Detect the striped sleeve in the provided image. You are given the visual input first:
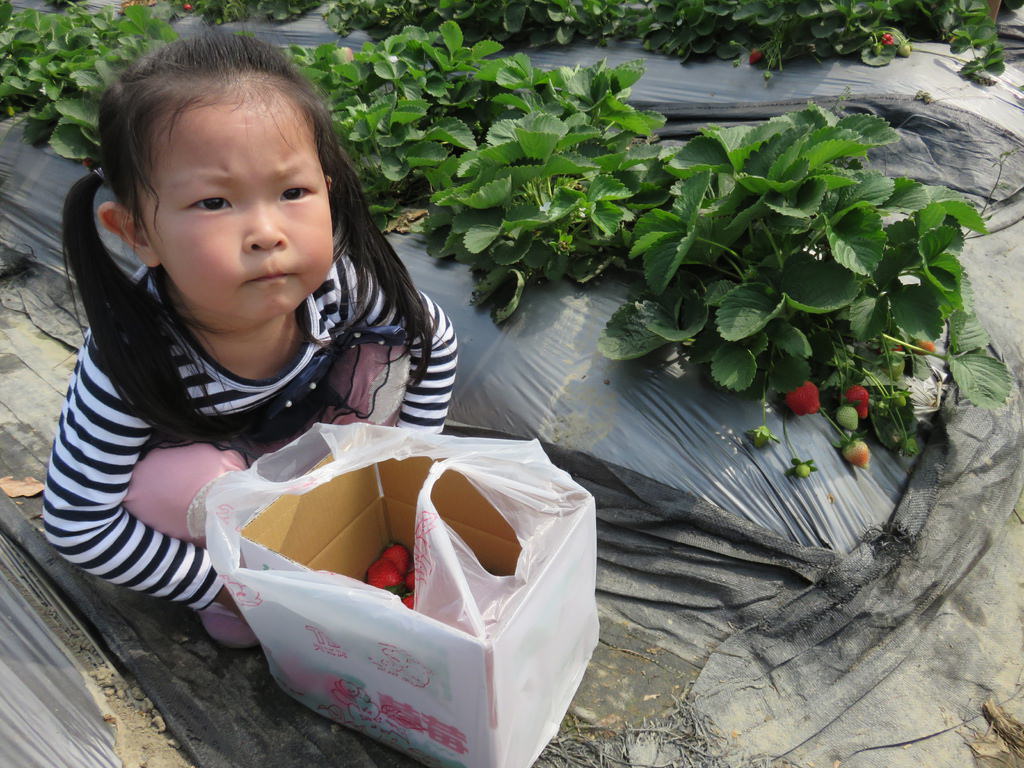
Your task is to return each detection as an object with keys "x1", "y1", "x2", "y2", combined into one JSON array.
[
  {"x1": 357, "y1": 281, "x2": 457, "y2": 433},
  {"x1": 397, "y1": 292, "x2": 458, "y2": 432},
  {"x1": 42, "y1": 341, "x2": 221, "y2": 609}
]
